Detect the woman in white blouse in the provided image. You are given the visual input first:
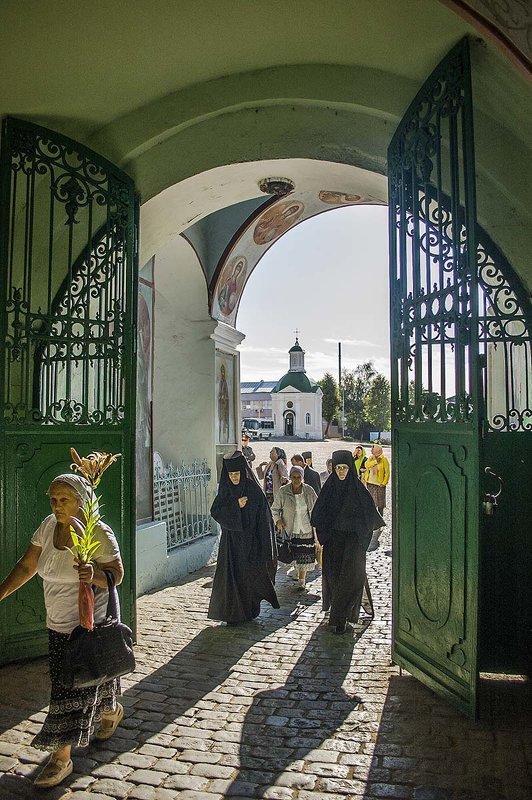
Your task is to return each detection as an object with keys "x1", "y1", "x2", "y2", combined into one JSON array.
[
  {"x1": 271, "y1": 465, "x2": 318, "y2": 589},
  {"x1": 0, "y1": 473, "x2": 124, "y2": 788}
]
